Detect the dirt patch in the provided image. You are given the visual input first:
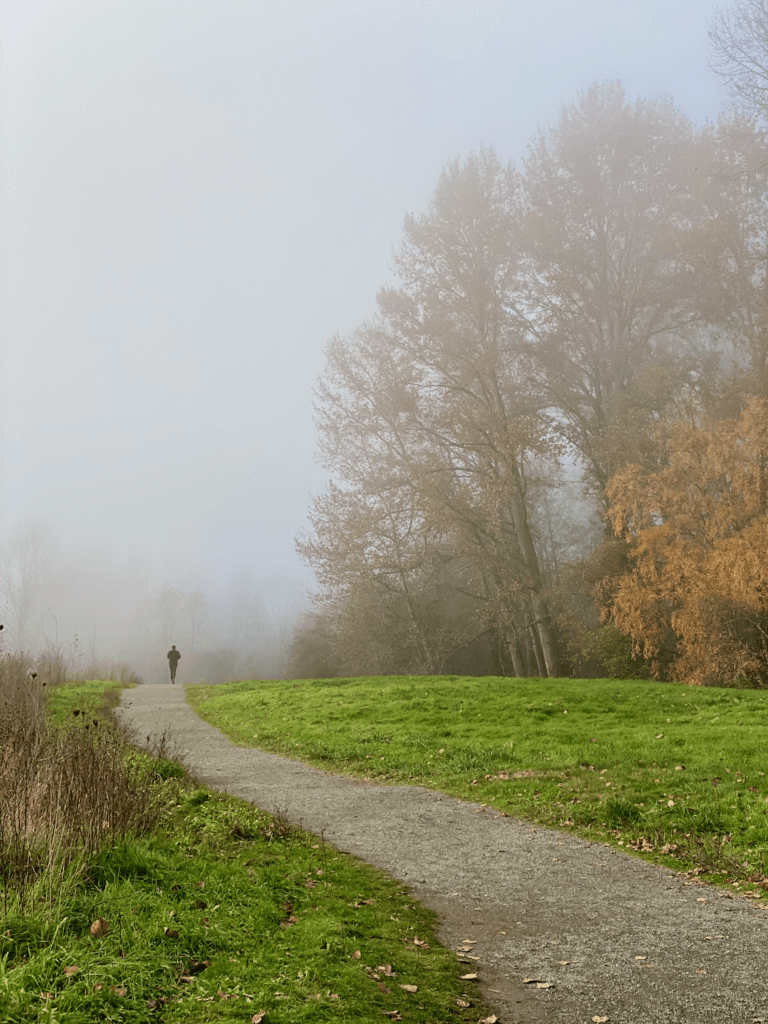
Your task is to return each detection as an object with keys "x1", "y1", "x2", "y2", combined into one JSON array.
[{"x1": 117, "y1": 684, "x2": 768, "y2": 1023}]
